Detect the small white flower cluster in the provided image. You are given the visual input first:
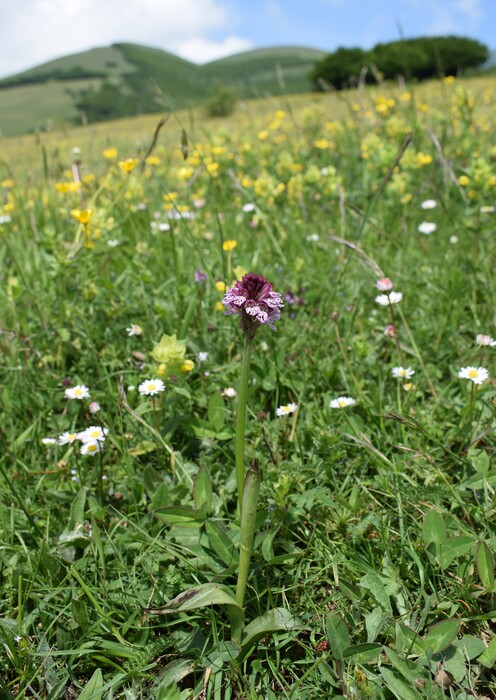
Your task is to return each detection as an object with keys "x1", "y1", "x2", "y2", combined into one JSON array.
[
  {"x1": 330, "y1": 396, "x2": 356, "y2": 409},
  {"x1": 276, "y1": 403, "x2": 298, "y2": 417},
  {"x1": 374, "y1": 278, "x2": 403, "y2": 306},
  {"x1": 457, "y1": 334, "x2": 495, "y2": 385},
  {"x1": 42, "y1": 425, "x2": 109, "y2": 456}
]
